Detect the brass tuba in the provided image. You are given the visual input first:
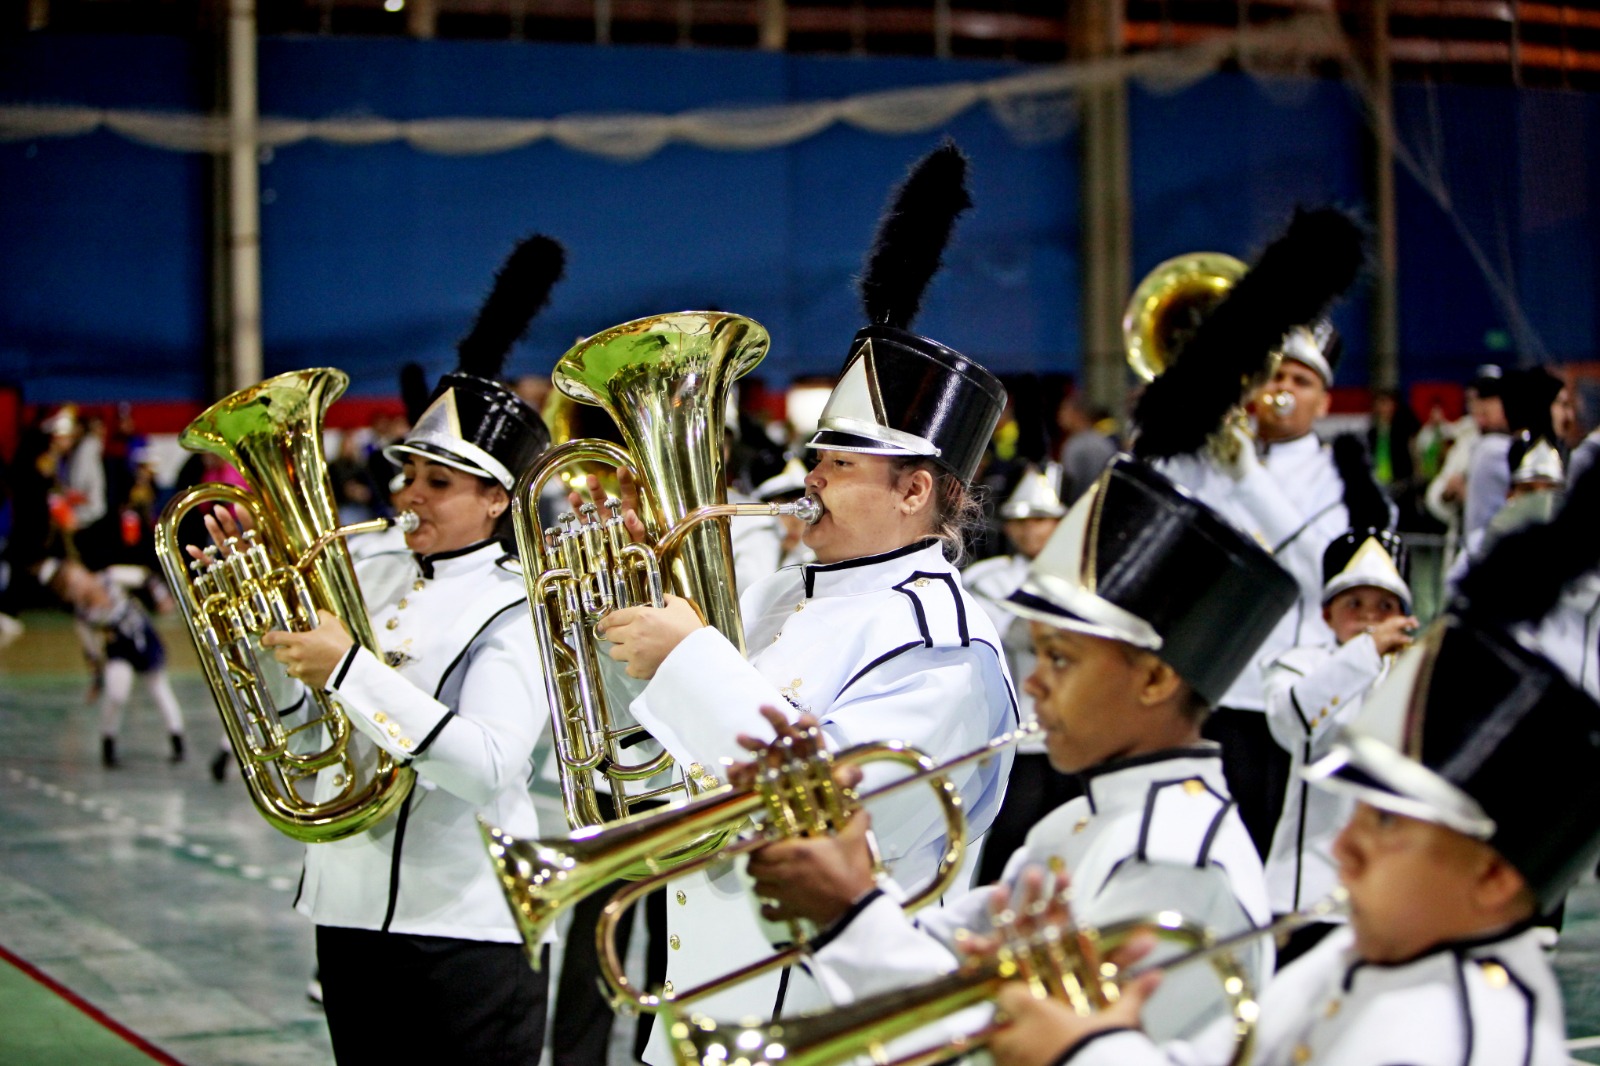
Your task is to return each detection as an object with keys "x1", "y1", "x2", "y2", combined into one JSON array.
[
  {"x1": 664, "y1": 892, "x2": 1349, "y2": 1066},
  {"x1": 155, "y1": 368, "x2": 416, "y2": 843},
  {"x1": 511, "y1": 311, "x2": 819, "y2": 838},
  {"x1": 1122, "y1": 252, "x2": 1295, "y2": 465}
]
